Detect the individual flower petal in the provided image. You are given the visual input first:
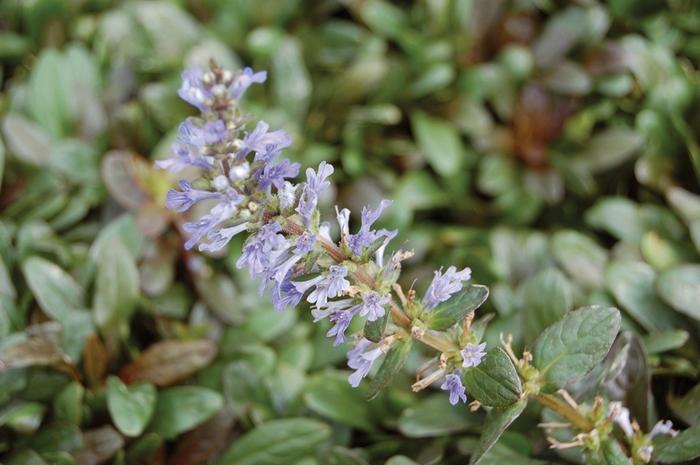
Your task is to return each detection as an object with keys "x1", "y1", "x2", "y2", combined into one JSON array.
[
  {"x1": 347, "y1": 338, "x2": 383, "y2": 388},
  {"x1": 423, "y1": 266, "x2": 472, "y2": 310},
  {"x1": 296, "y1": 161, "x2": 334, "y2": 224},
  {"x1": 254, "y1": 159, "x2": 300, "y2": 192},
  {"x1": 236, "y1": 121, "x2": 292, "y2": 162},
  {"x1": 346, "y1": 200, "x2": 394, "y2": 255},
  {"x1": 177, "y1": 67, "x2": 212, "y2": 111},
  {"x1": 461, "y1": 342, "x2": 486, "y2": 368},
  {"x1": 441, "y1": 373, "x2": 468, "y2": 405},
  {"x1": 199, "y1": 222, "x2": 249, "y2": 253},
  {"x1": 609, "y1": 401, "x2": 634, "y2": 438},
  {"x1": 166, "y1": 180, "x2": 220, "y2": 212},
  {"x1": 326, "y1": 306, "x2": 360, "y2": 346},
  {"x1": 358, "y1": 291, "x2": 389, "y2": 322},
  {"x1": 154, "y1": 143, "x2": 214, "y2": 173},
  {"x1": 649, "y1": 420, "x2": 678, "y2": 438},
  {"x1": 229, "y1": 67, "x2": 267, "y2": 100}
]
